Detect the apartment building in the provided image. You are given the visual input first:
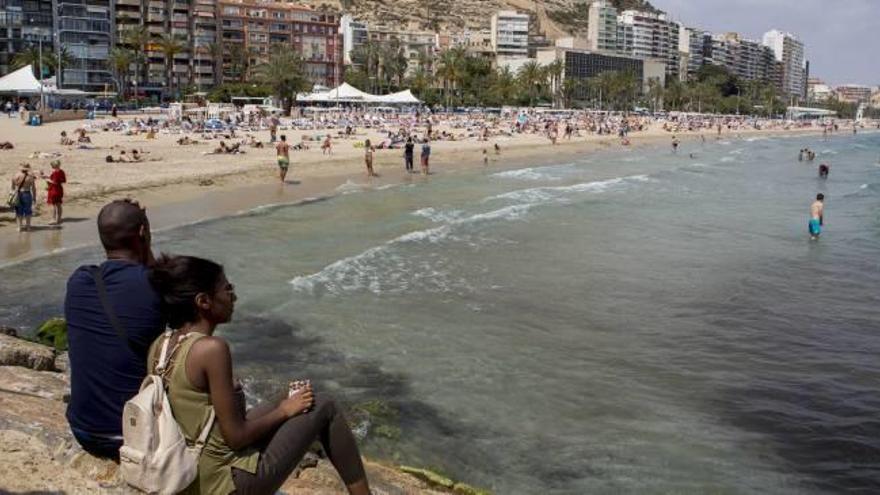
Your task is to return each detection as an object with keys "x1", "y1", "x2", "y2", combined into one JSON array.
[
  {"x1": 56, "y1": 0, "x2": 114, "y2": 91},
  {"x1": 618, "y1": 10, "x2": 680, "y2": 80},
  {"x1": 705, "y1": 32, "x2": 774, "y2": 82},
  {"x1": 491, "y1": 10, "x2": 528, "y2": 59},
  {"x1": 217, "y1": 0, "x2": 340, "y2": 87},
  {"x1": 762, "y1": 29, "x2": 805, "y2": 99},
  {"x1": 367, "y1": 26, "x2": 437, "y2": 75},
  {"x1": 835, "y1": 84, "x2": 872, "y2": 104},
  {"x1": 586, "y1": 0, "x2": 619, "y2": 52},
  {"x1": 115, "y1": 0, "x2": 219, "y2": 96},
  {"x1": 0, "y1": 0, "x2": 54, "y2": 77},
  {"x1": 339, "y1": 14, "x2": 366, "y2": 66}
]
